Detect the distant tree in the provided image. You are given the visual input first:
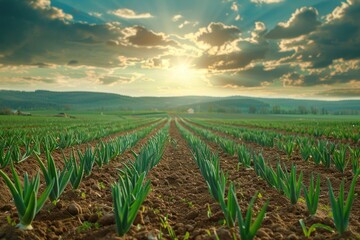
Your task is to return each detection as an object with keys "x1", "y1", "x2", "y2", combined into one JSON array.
[
  {"x1": 298, "y1": 105, "x2": 308, "y2": 114},
  {"x1": 310, "y1": 106, "x2": 318, "y2": 115},
  {"x1": 321, "y1": 108, "x2": 328, "y2": 115},
  {"x1": 272, "y1": 105, "x2": 281, "y2": 114},
  {"x1": 0, "y1": 108, "x2": 13, "y2": 115},
  {"x1": 248, "y1": 105, "x2": 257, "y2": 114}
]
